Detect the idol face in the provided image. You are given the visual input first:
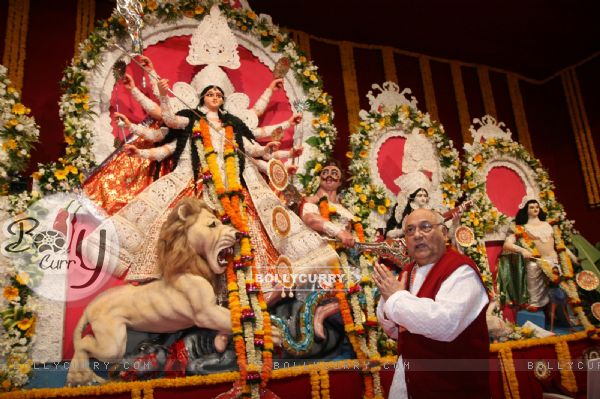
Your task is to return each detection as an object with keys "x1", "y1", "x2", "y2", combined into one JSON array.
[
  {"x1": 319, "y1": 165, "x2": 342, "y2": 191},
  {"x1": 527, "y1": 202, "x2": 540, "y2": 219},
  {"x1": 201, "y1": 87, "x2": 225, "y2": 112},
  {"x1": 413, "y1": 189, "x2": 429, "y2": 207}
]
